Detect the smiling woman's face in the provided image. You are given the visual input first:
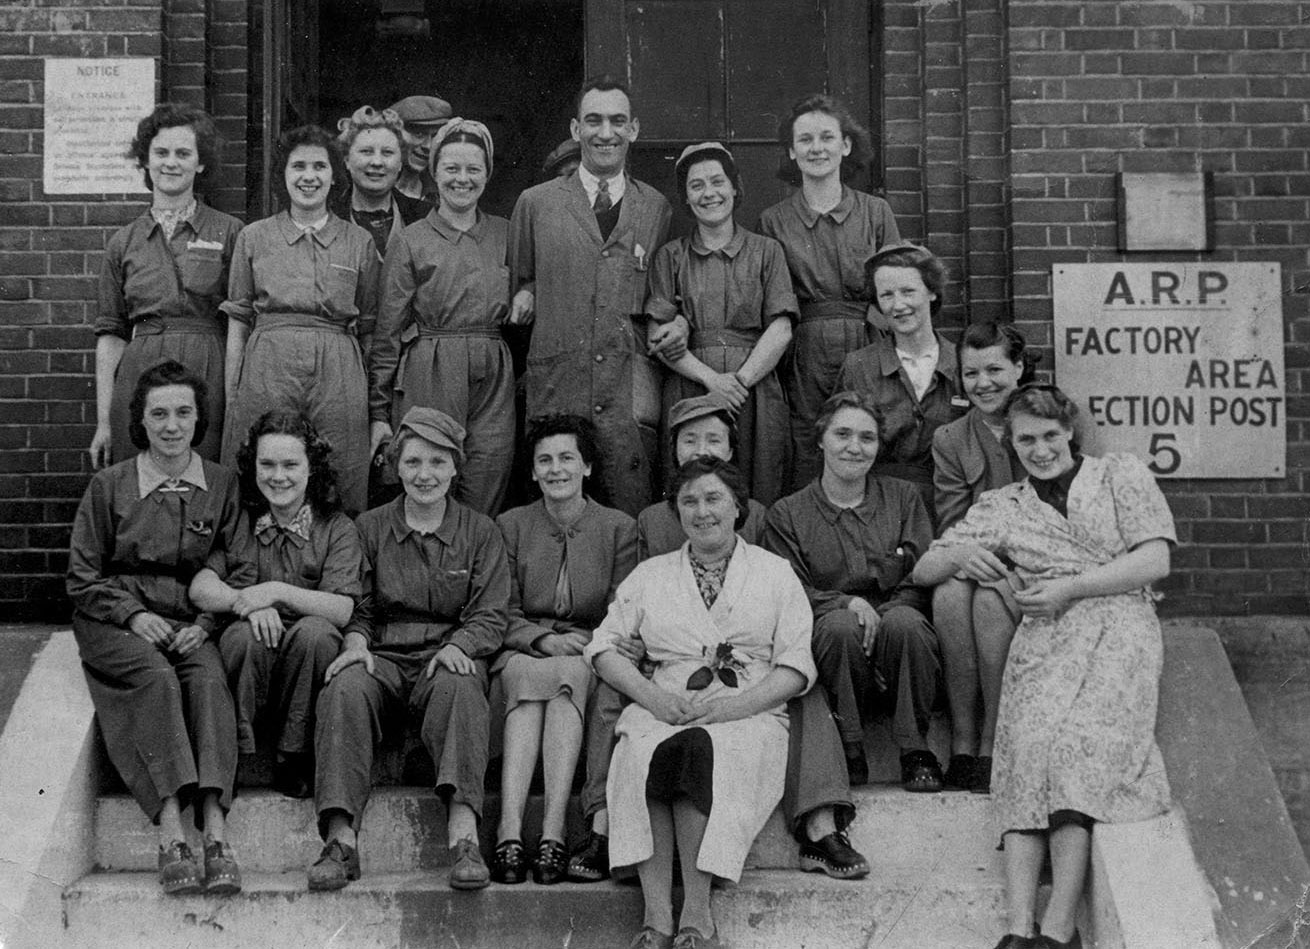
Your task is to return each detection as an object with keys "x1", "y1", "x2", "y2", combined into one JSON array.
[
  {"x1": 284, "y1": 144, "x2": 332, "y2": 215},
  {"x1": 677, "y1": 473, "x2": 738, "y2": 554},
  {"x1": 397, "y1": 435, "x2": 456, "y2": 506},
  {"x1": 1009, "y1": 411, "x2": 1075, "y2": 480},
  {"x1": 532, "y1": 433, "x2": 590, "y2": 504}
]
